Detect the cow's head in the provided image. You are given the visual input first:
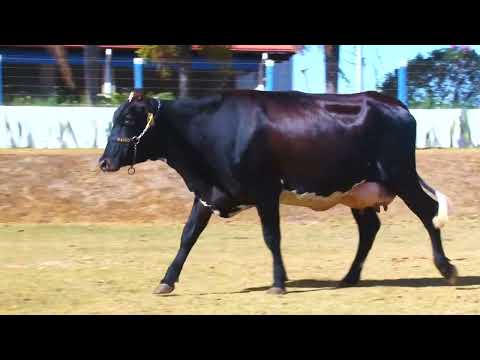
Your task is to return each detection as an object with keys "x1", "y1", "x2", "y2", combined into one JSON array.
[{"x1": 99, "y1": 91, "x2": 164, "y2": 172}]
